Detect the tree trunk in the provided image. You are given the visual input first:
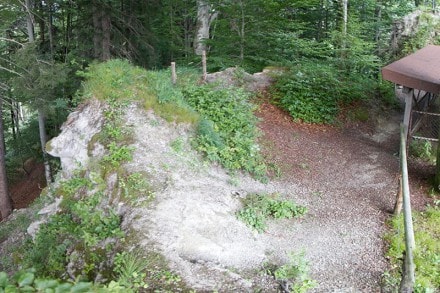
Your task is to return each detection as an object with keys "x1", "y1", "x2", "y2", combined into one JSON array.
[
  {"x1": 38, "y1": 109, "x2": 52, "y2": 184},
  {"x1": 10, "y1": 105, "x2": 16, "y2": 140},
  {"x1": 47, "y1": 0, "x2": 55, "y2": 58},
  {"x1": 0, "y1": 97, "x2": 12, "y2": 221},
  {"x1": 92, "y1": 1, "x2": 102, "y2": 59},
  {"x1": 194, "y1": 0, "x2": 217, "y2": 55},
  {"x1": 342, "y1": 0, "x2": 348, "y2": 36},
  {"x1": 239, "y1": 0, "x2": 245, "y2": 62},
  {"x1": 101, "y1": 8, "x2": 111, "y2": 61},
  {"x1": 25, "y1": 0, "x2": 52, "y2": 184},
  {"x1": 25, "y1": 0, "x2": 35, "y2": 42}
]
